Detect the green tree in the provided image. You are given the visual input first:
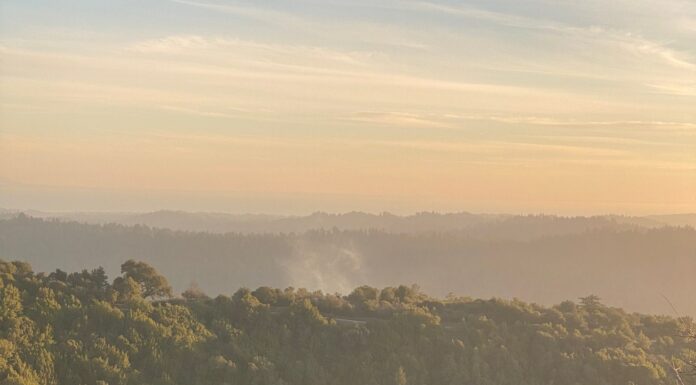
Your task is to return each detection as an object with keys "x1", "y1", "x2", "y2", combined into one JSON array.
[{"x1": 119, "y1": 260, "x2": 172, "y2": 299}]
